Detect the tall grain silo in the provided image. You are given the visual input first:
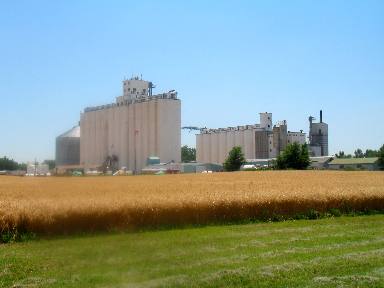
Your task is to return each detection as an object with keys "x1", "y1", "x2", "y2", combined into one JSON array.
[
  {"x1": 309, "y1": 110, "x2": 328, "y2": 156},
  {"x1": 80, "y1": 77, "x2": 181, "y2": 173},
  {"x1": 56, "y1": 126, "x2": 80, "y2": 168}
]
